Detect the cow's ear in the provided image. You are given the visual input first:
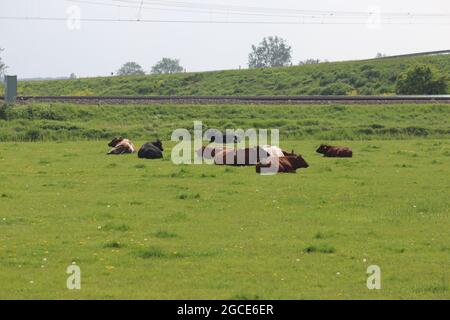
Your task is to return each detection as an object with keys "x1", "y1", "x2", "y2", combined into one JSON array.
[{"x1": 291, "y1": 149, "x2": 294, "y2": 154}]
